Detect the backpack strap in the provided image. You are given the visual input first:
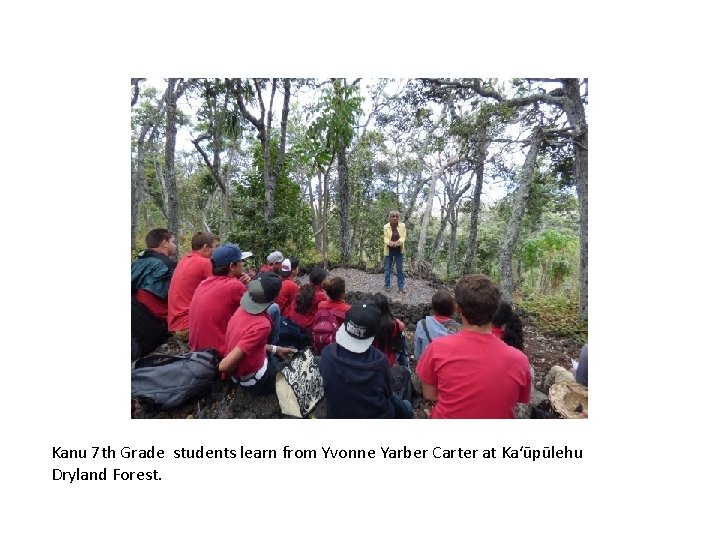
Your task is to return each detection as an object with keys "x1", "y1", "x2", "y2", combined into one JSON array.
[
  {"x1": 132, "y1": 349, "x2": 220, "y2": 370},
  {"x1": 132, "y1": 353, "x2": 185, "y2": 370},
  {"x1": 421, "y1": 319, "x2": 431, "y2": 344}
]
